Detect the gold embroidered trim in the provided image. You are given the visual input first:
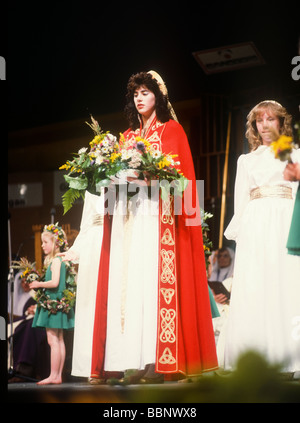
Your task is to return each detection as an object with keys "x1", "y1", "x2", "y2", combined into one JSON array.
[
  {"x1": 160, "y1": 308, "x2": 176, "y2": 343},
  {"x1": 250, "y1": 185, "x2": 292, "y2": 200},
  {"x1": 158, "y1": 347, "x2": 176, "y2": 365},
  {"x1": 160, "y1": 288, "x2": 175, "y2": 304},
  {"x1": 161, "y1": 228, "x2": 175, "y2": 245}
]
